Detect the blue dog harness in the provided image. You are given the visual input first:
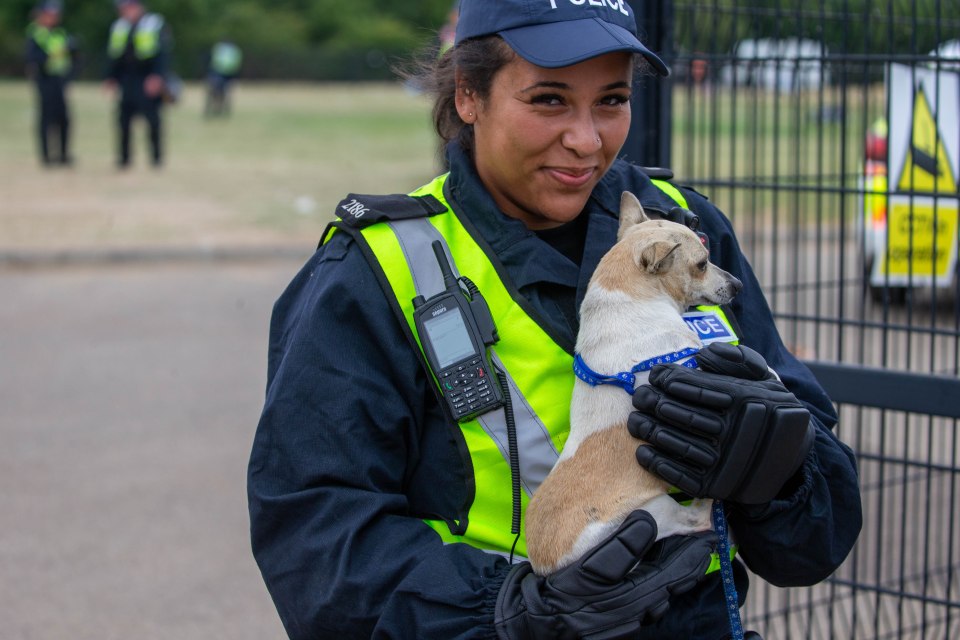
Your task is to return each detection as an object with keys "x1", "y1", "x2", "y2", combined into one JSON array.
[{"x1": 572, "y1": 347, "x2": 699, "y2": 393}]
